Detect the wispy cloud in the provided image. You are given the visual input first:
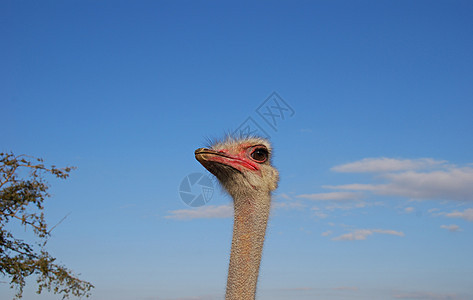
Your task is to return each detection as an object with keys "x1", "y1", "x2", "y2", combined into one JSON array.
[
  {"x1": 311, "y1": 206, "x2": 329, "y2": 219},
  {"x1": 331, "y1": 157, "x2": 445, "y2": 173},
  {"x1": 296, "y1": 191, "x2": 381, "y2": 218},
  {"x1": 323, "y1": 200, "x2": 379, "y2": 211},
  {"x1": 443, "y1": 208, "x2": 473, "y2": 222},
  {"x1": 321, "y1": 230, "x2": 333, "y2": 237},
  {"x1": 166, "y1": 198, "x2": 305, "y2": 220},
  {"x1": 327, "y1": 158, "x2": 473, "y2": 202},
  {"x1": 277, "y1": 286, "x2": 315, "y2": 291},
  {"x1": 440, "y1": 224, "x2": 462, "y2": 232},
  {"x1": 275, "y1": 193, "x2": 292, "y2": 200},
  {"x1": 332, "y1": 228, "x2": 405, "y2": 241},
  {"x1": 165, "y1": 204, "x2": 233, "y2": 220},
  {"x1": 277, "y1": 286, "x2": 359, "y2": 291},
  {"x1": 331, "y1": 286, "x2": 359, "y2": 291},
  {"x1": 393, "y1": 291, "x2": 464, "y2": 299},
  {"x1": 272, "y1": 200, "x2": 306, "y2": 210},
  {"x1": 297, "y1": 191, "x2": 362, "y2": 201}
]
